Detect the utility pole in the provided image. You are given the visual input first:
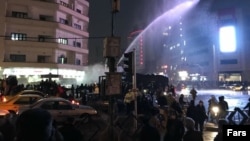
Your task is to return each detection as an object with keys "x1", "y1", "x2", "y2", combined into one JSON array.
[
  {"x1": 107, "y1": 0, "x2": 120, "y2": 72},
  {"x1": 132, "y1": 48, "x2": 138, "y2": 129},
  {"x1": 103, "y1": 1, "x2": 121, "y2": 141}
]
